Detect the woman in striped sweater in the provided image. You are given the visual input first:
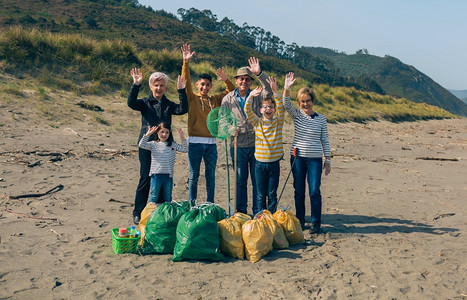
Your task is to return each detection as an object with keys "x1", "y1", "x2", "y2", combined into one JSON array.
[
  {"x1": 138, "y1": 122, "x2": 188, "y2": 204},
  {"x1": 283, "y1": 72, "x2": 331, "y2": 234}
]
